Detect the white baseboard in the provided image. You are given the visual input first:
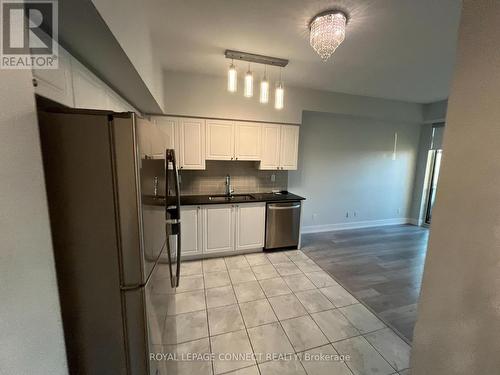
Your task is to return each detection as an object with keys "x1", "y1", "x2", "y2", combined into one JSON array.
[
  {"x1": 408, "y1": 218, "x2": 423, "y2": 226},
  {"x1": 301, "y1": 218, "x2": 415, "y2": 234}
]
